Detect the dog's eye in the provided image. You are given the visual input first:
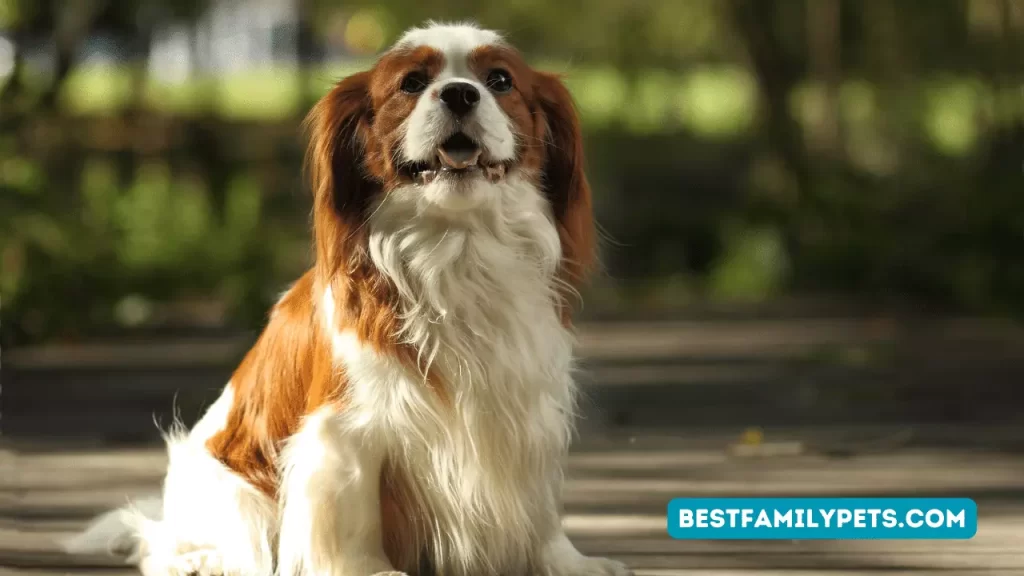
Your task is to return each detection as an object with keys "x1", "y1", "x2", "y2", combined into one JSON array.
[
  {"x1": 486, "y1": 69, "x2": 513, "y2": 93},
  {"x1": 401, "y1": 71, "x2": 429, "y2": 94}
]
